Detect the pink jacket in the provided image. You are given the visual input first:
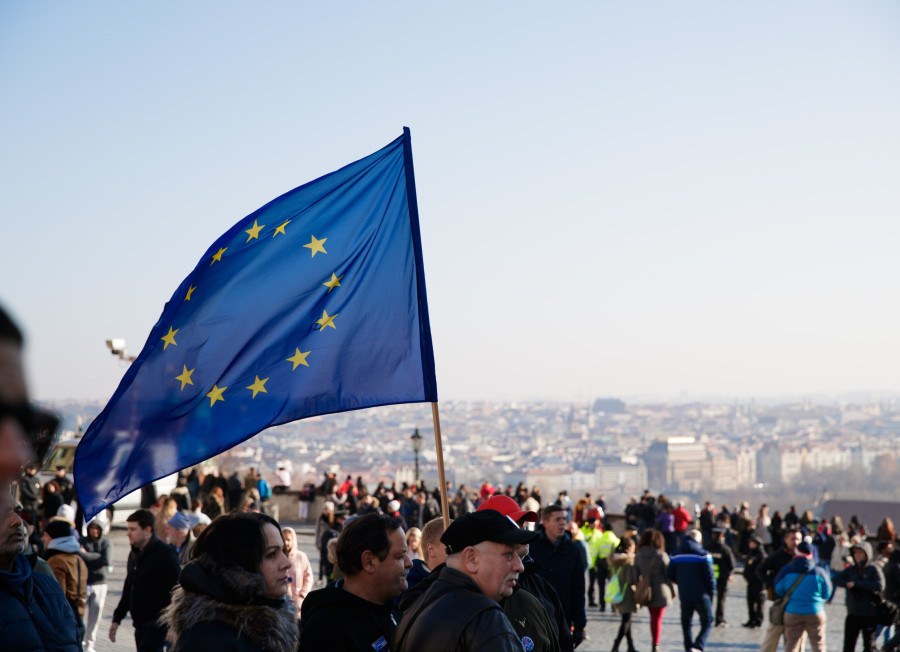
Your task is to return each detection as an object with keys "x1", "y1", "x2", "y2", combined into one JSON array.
[{"x1": 286, "y1": 548, "x2": 314, "y2": 616}]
